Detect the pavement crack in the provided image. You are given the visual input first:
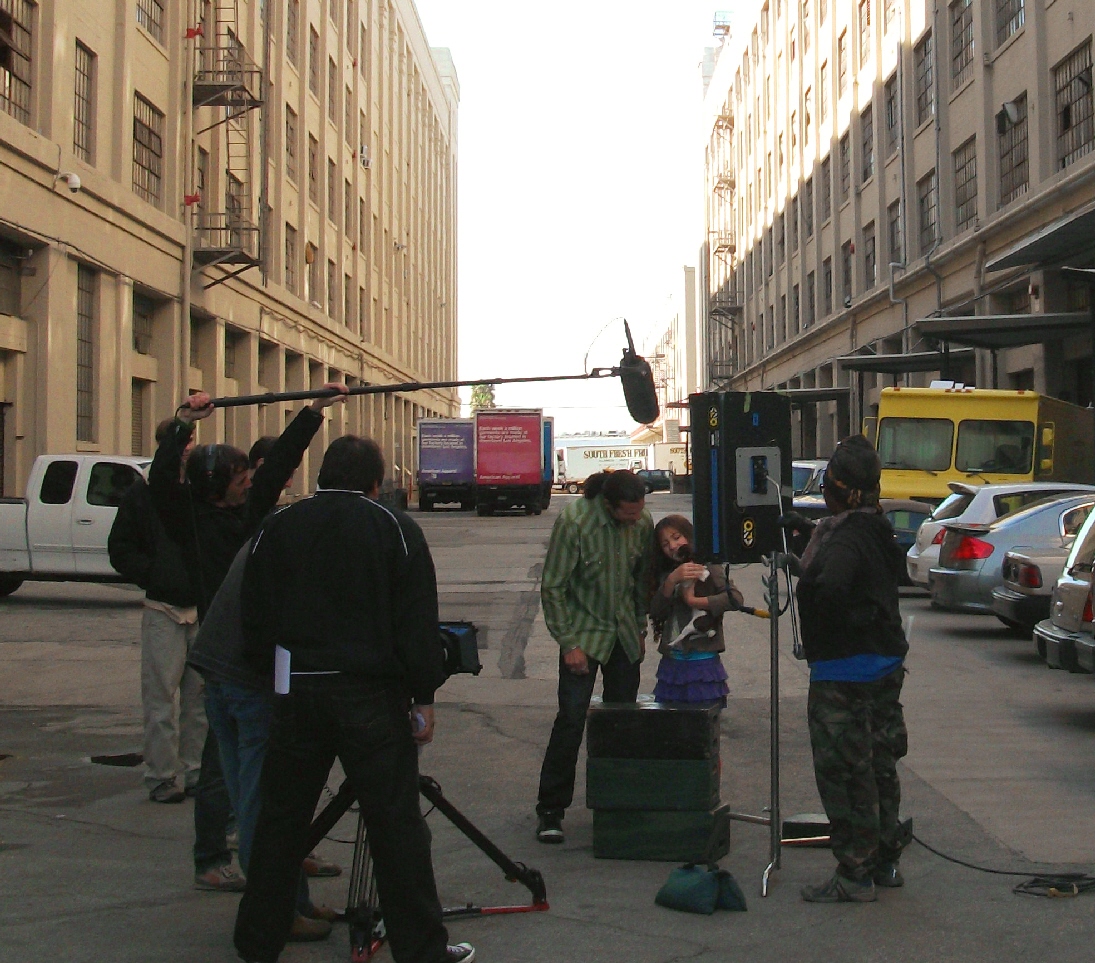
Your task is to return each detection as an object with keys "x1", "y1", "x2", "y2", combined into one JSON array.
[
  {"x1": 455, "y1": 705, "x2": 543, "y2": 750},
  {"x1": 497, "y1": 589, "x2": 542, "y2": 680},
  {"x1": 0, "y1": 805, "x2": 178, "y2": 842}
]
